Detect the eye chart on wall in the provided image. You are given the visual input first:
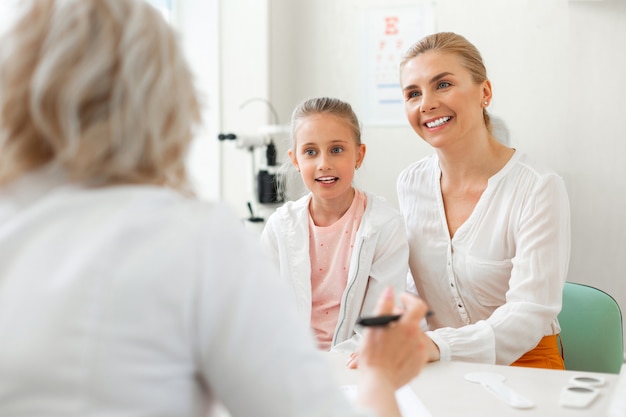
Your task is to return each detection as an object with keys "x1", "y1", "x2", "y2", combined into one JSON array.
[{"x1": 359, "y1": 5, "x2": 435, "y2": 126}]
